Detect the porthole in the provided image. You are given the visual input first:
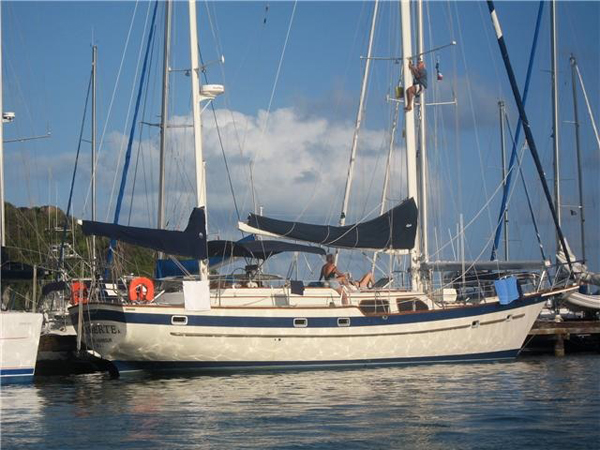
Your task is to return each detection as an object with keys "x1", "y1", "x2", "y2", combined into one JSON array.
[
  {"x1": 293, "y1": 318, "x2": 308, "y2": 328},
  {"x1": 171, "y1": 315, "x2": 188, "y2": 326},
  {"x1": 337, "y1": 317, "x2": 351, "y2": 327}
]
